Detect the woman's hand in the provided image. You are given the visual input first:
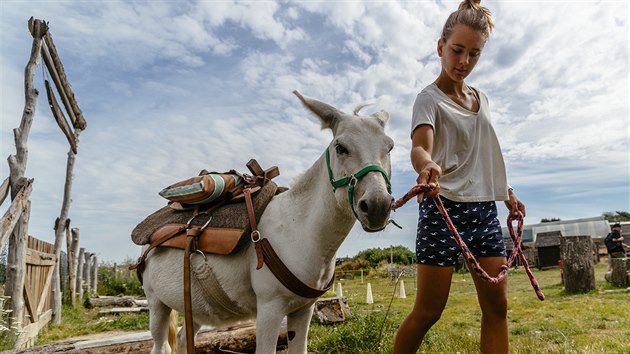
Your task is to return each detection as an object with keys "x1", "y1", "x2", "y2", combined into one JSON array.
[
  {"x1": 504, "y1": 188, "x2": 526, "y2": 217},
  {"x1": 416, "y1": 161, "x2": 441, "y2": 198}
]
